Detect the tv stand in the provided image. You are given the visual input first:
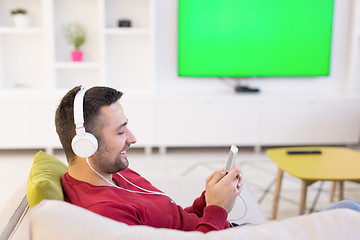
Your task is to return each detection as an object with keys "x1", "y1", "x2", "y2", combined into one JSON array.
[
  {"x1": 229, "y1": 77, "x2": 260, "y2": 93},
  {"x1": 235, "y1": 85, "x2": 260, "y2": 93}
]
